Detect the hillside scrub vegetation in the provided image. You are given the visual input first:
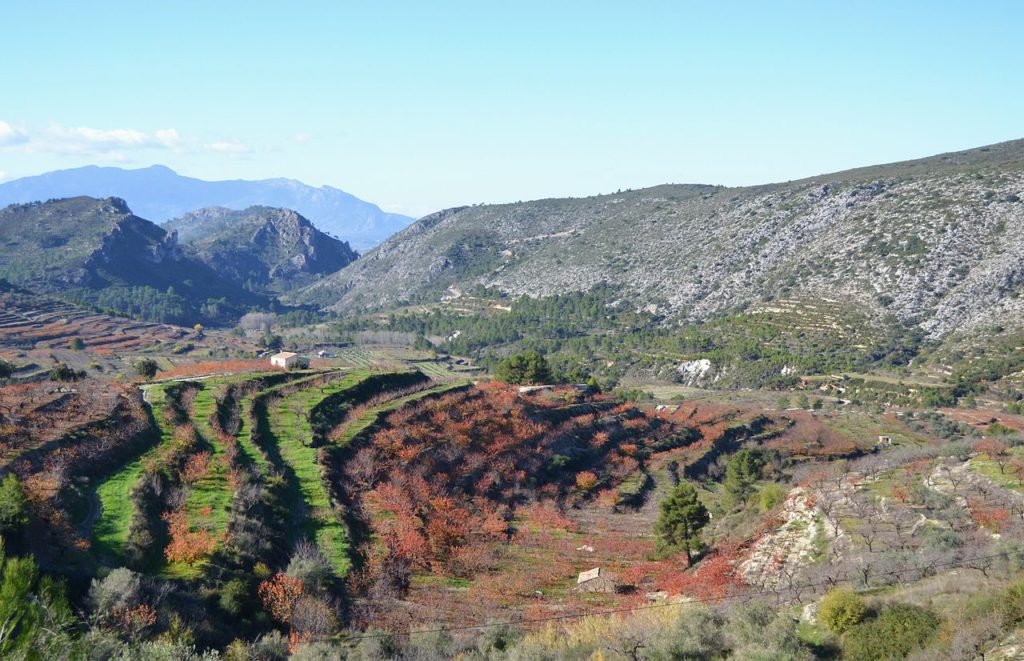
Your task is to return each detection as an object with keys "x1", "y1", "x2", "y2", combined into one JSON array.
[
  {"x1": 6, "y1": 150, "x2": 1024, "y2": 655},
  {"x1": 2, "y1": 356, "x2": 1024, "y2": 657}
]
